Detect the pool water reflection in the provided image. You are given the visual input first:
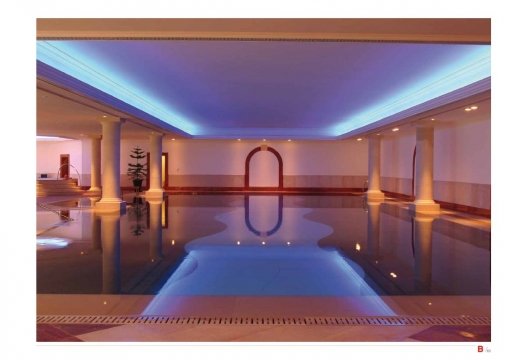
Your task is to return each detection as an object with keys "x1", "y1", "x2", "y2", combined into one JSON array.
[{"x1": 36, "y1": 195, "x2": 490, "y2": 302}]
